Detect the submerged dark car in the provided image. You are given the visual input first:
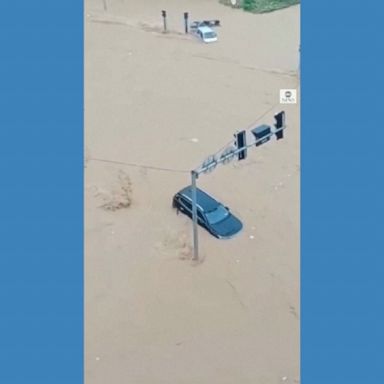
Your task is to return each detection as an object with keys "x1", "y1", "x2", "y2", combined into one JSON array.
[{"x1": 172, "y1": 186, "x2": 243, "y2": 239}]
